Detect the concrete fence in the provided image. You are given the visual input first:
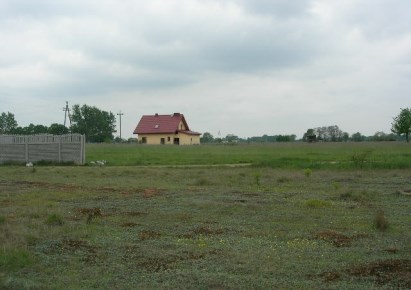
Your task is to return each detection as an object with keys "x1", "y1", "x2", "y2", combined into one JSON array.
[{"x1": 0, "y1": 134, "x2": 85, "y2": 165}]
